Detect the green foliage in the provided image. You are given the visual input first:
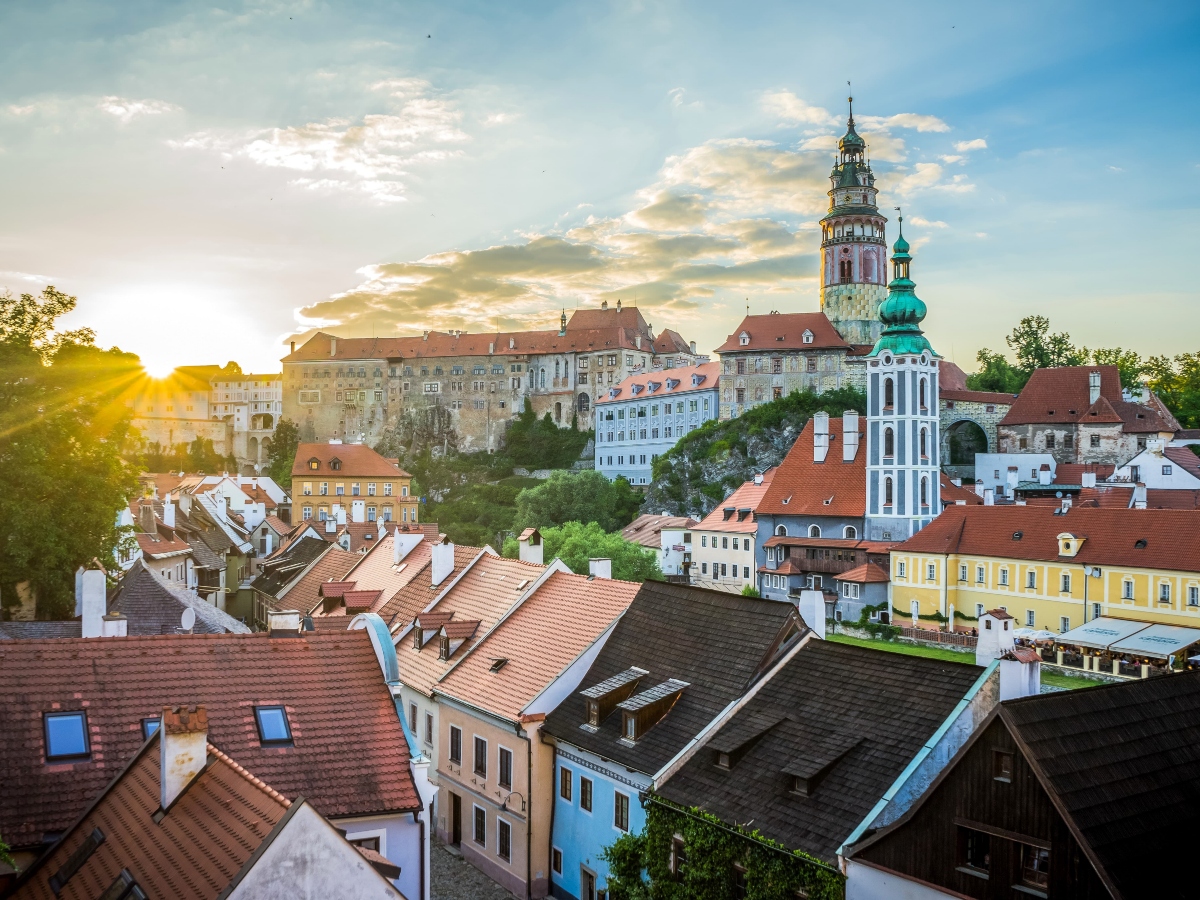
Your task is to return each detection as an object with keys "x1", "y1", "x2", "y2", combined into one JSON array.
[
  {"x1": 265, "y1": 417, "x2": 300, "y2": 490},
  {"x1": 0, "y1": 287, "x2": 142, "y2": 619},
  {"x1": 501, "y1": 521, "x2": 662, "y2": 582},
  {"x1": 0, "y1": 834, "x2": 13, "y2": 873},
  {"x1": 1091, "y1": 347, "x2": 1149, "y2": 391},
  {"x1": 143, "y1": 437, "x2": 236, "y2": 475},
  {"x1": 405, "y1": 448, "x2": 538, "y2": 546},
  {"x1": 1147, "y1": 352, "x2": 1200, "y2": 429},
  {"x1": 1005, "y1": 314, "x2": 1089, "y2": 373},
  {"x1": 647, "y1": 387, "x2": 866, "y2": 517},
  {"x1": 603, "y1": 796, "x2": 843, "y2": 900},
  {"x1": 512, "y1": 469, "x2": 642, "y2": 533},
  {"x1": 741, "y1": 584, "x2": 761, "y2": 598},
  {"x1": 502, "y1": 397, "x2": 592, "y2": 469},
  {"x1": 965, "y1": 349, "x2": 1025, "y2": 393}
]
